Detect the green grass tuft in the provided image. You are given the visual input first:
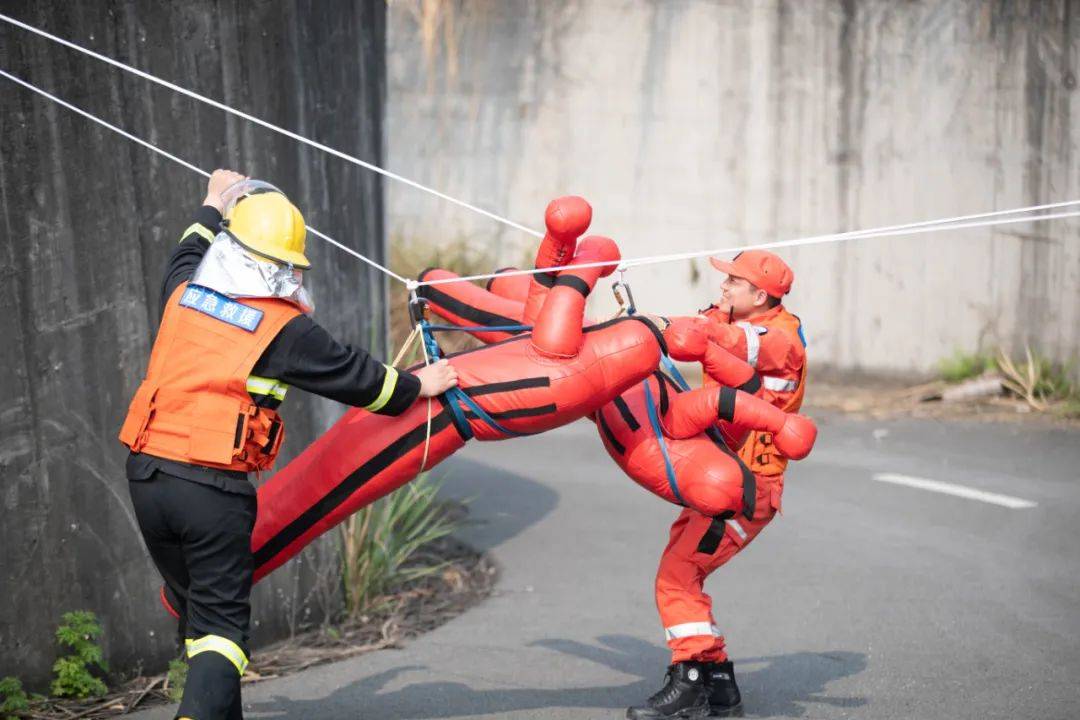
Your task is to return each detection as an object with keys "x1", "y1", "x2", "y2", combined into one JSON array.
[
  {"x1": 340, "y1": 472, "x2": 464, "y2": 618},
  {"x1": 0, "y1": 676, "x2": 29, "y2": 720},
  {"x1": 937, "y1": 350, "x2": 995, "y2": 383}
]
